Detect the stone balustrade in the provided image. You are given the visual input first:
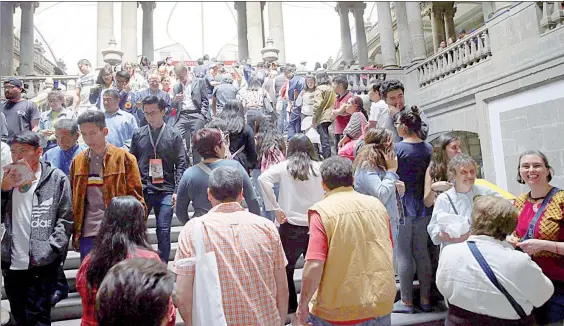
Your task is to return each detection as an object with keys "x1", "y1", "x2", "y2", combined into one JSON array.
[
  {"x1": 295, "y1": 70, "x2": 387, "y2": 94},
  {"x1": 0, "y1": 75, "x2": 80, "y2": 100},
  {"x1": 540, "y1": 2, "x2": 564, "y2": 33},
  {"x1": 416, "y1": 26, "x2": 491, "y2": 88}
]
